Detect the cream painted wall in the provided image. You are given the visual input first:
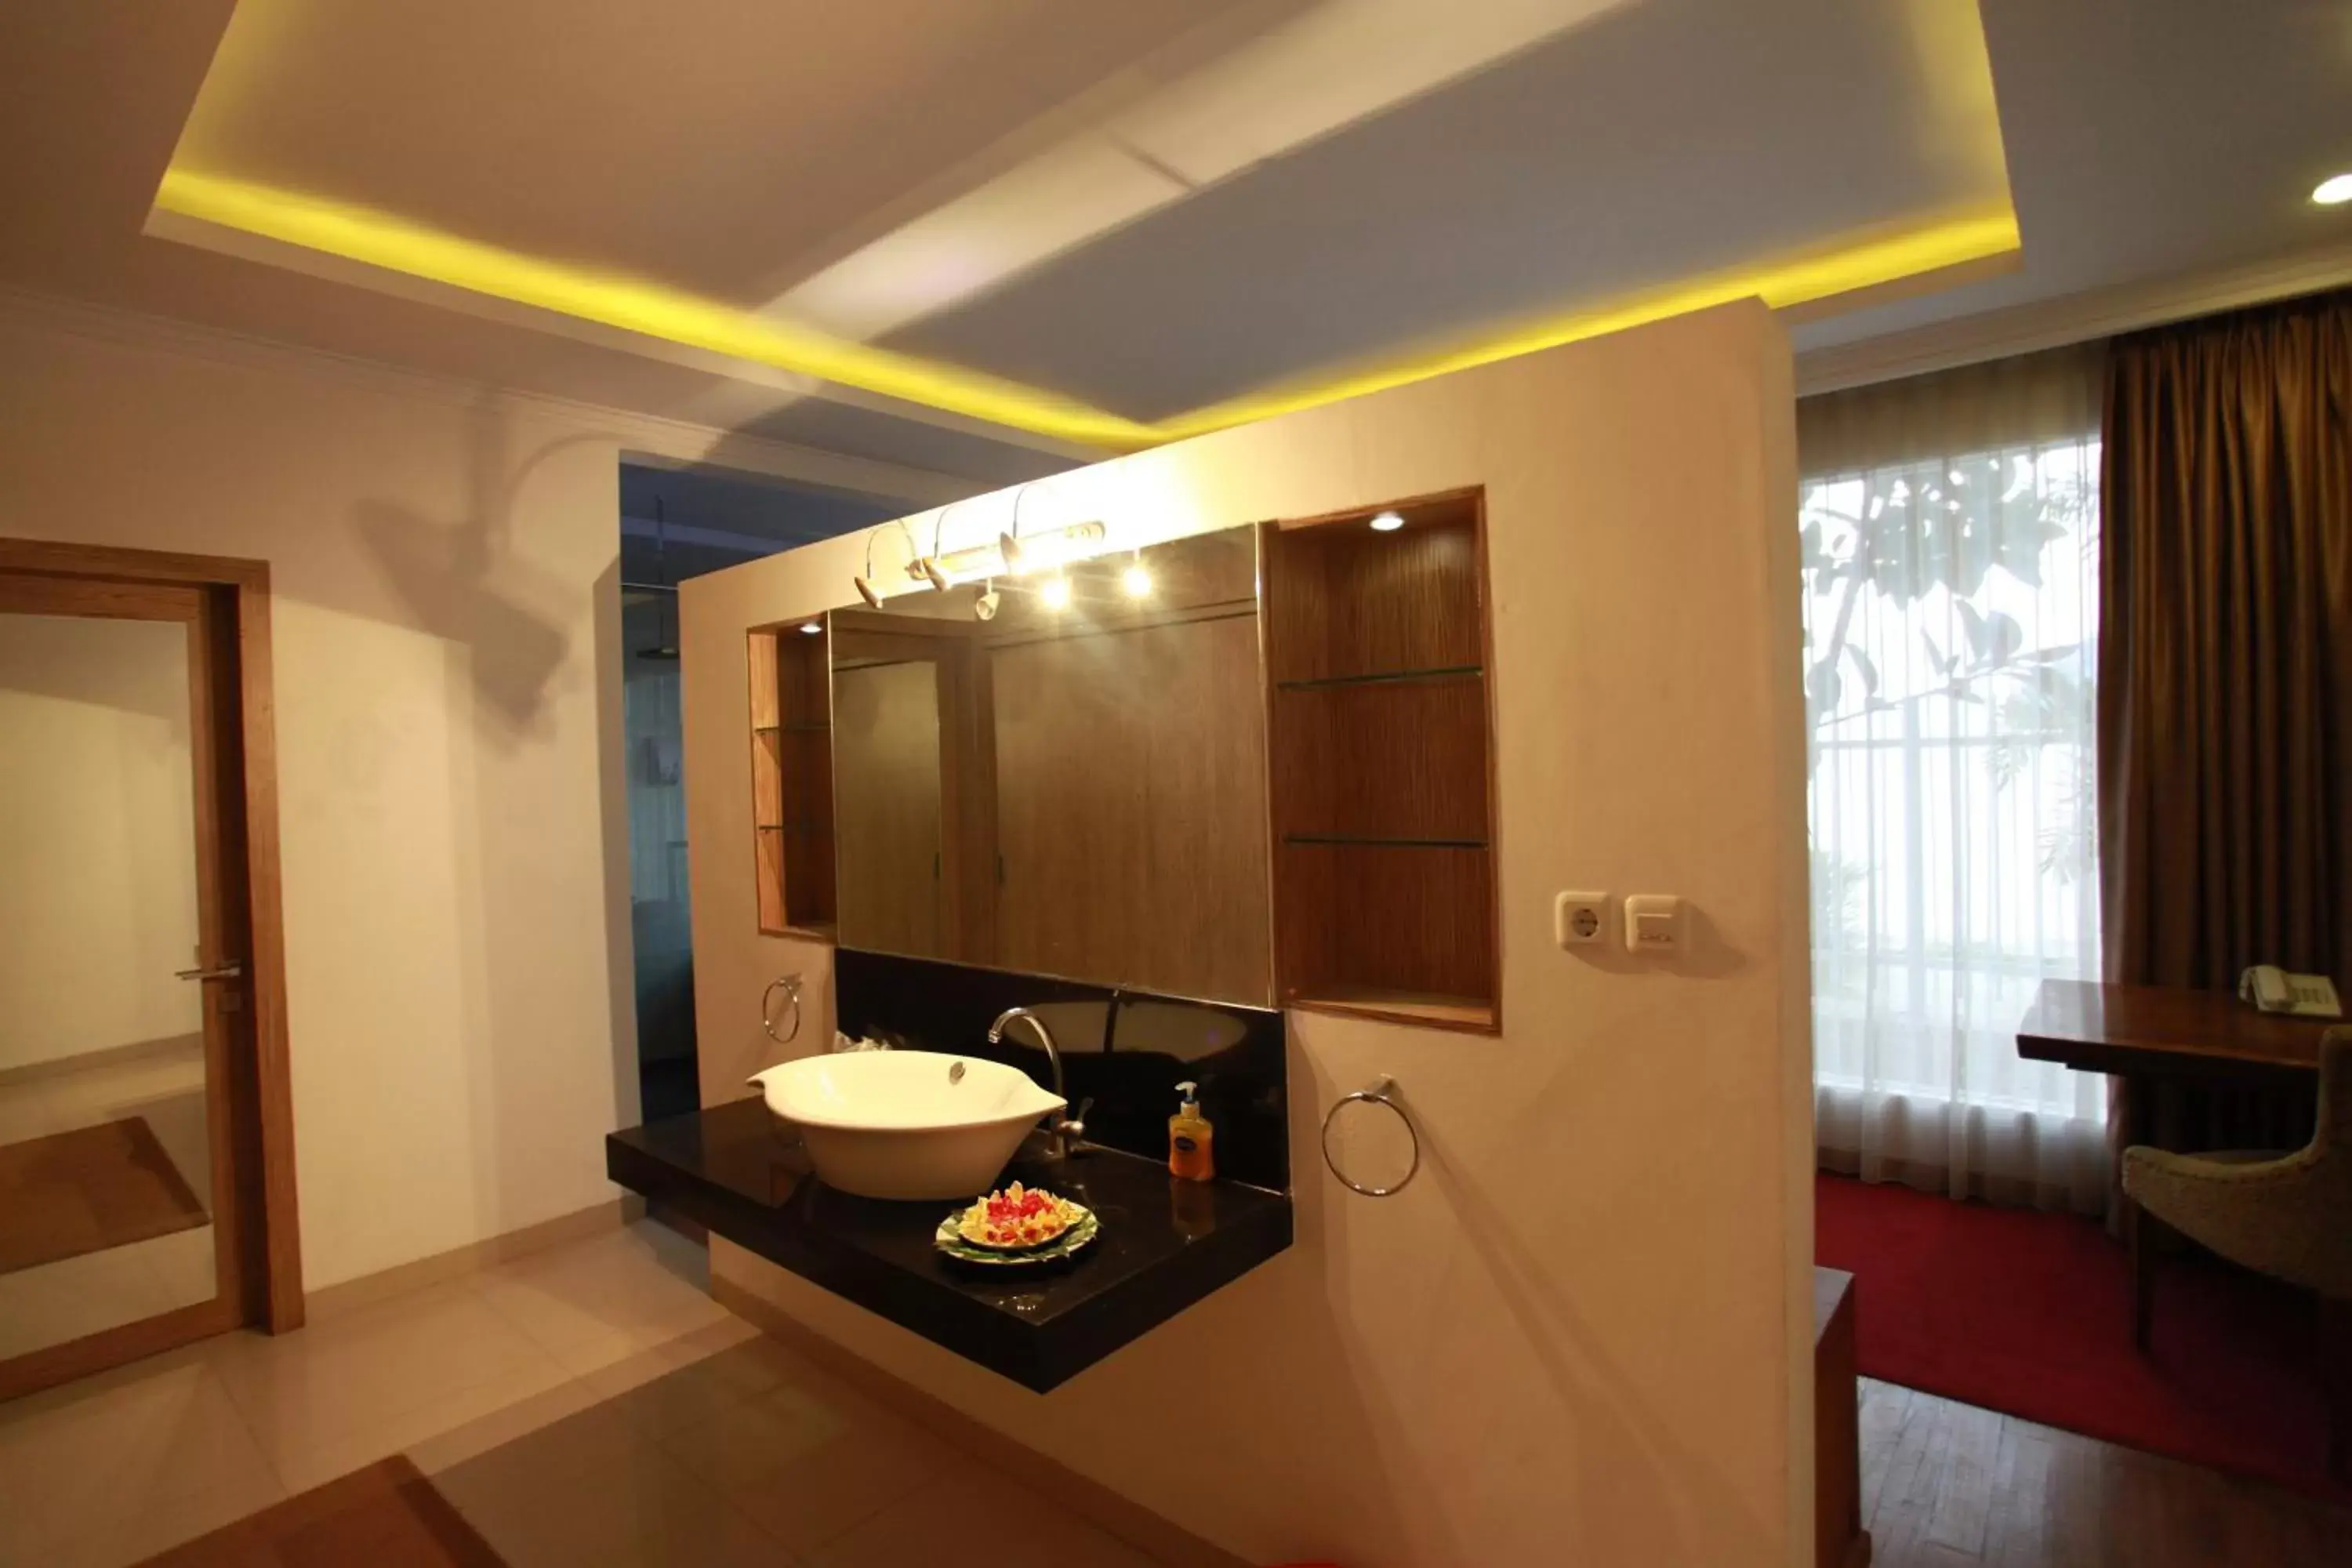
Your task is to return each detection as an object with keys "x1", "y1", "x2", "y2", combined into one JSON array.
[
  {"x1": 681, "y1": 300, "x2": 1815, "y2": 1567},
  {"x1": 0, "y1": 615, "x2": 201, "y2": 1071},
  {"x1": 0, "y1": 303, "x2": 954, "y2": 1290},
  {"x1": 0, "y1": 316, "x2": 629, "y2": 1289}
]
